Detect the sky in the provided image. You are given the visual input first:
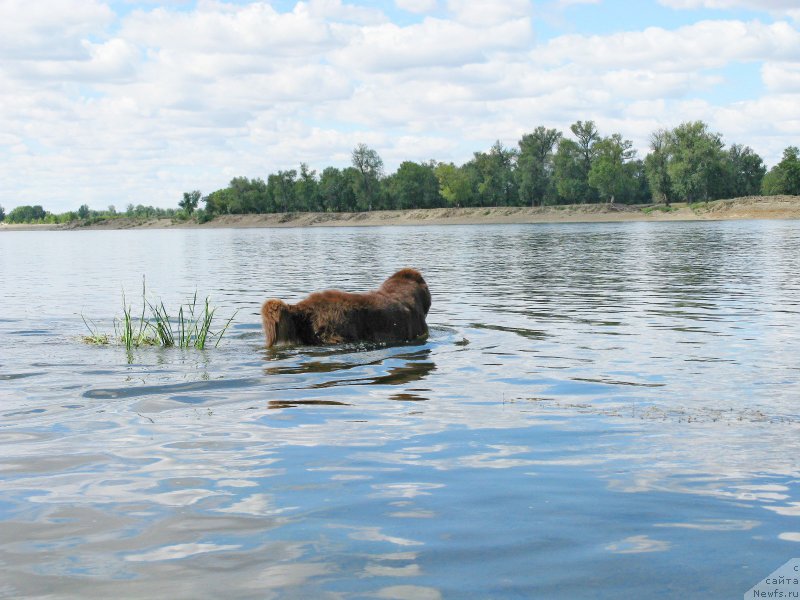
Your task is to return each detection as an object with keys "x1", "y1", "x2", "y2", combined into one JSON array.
[{"x1": 1, "y1": 0, "x2": 799, "y2": 213}]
